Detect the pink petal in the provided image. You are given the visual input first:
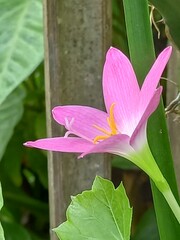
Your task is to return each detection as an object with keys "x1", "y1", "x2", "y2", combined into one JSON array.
[
  {"x1": 103, "y1": 47, "x2": 140, "y2": 134},
  {"x1": 79, "y1": 134, "x2": 134, "y2": 158},
  {"x1": 24, "y1": 137, "x2": 93, "y2": 152},
  {"x1": 140, "y1": 46, "x2": 172, "y2": 111},
  {"x1": 130, "y1": 87, "x2": 162, "y2": 150},
  {"x1": 52, "y1": 106, "x2": 111, "y2": 142}
]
